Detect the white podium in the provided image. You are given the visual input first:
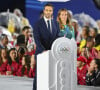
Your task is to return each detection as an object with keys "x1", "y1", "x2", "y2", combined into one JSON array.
[{"x1": 37, "y1": 37, "x2": 100, "y2": 90}]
